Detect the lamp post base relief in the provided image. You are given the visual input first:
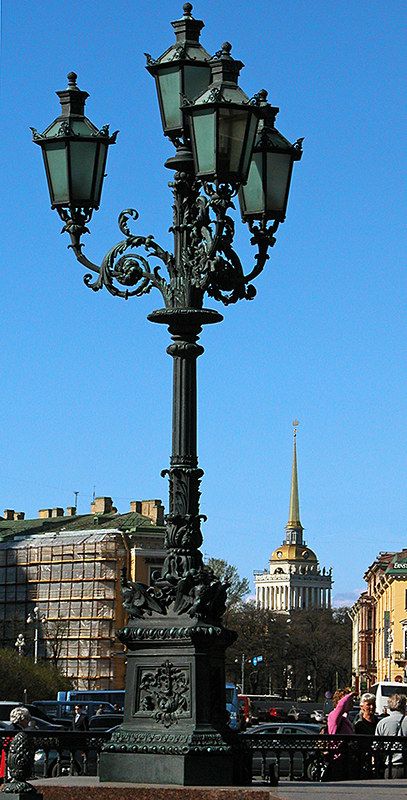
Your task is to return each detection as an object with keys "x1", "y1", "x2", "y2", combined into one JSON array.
[{"x1": 99, "y1": 615, "x2": 241, "y2": 786}]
